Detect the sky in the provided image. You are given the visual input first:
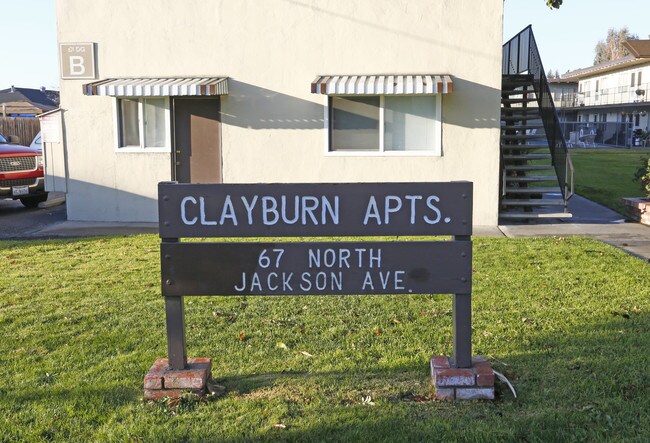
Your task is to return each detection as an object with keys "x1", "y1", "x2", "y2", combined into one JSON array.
[
  {"x1": 0, "y1": 0, "x2": 648, "y2": 91},
  {"x1": 504, "y1": 0, "x2": 649, "y2": 75}
]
